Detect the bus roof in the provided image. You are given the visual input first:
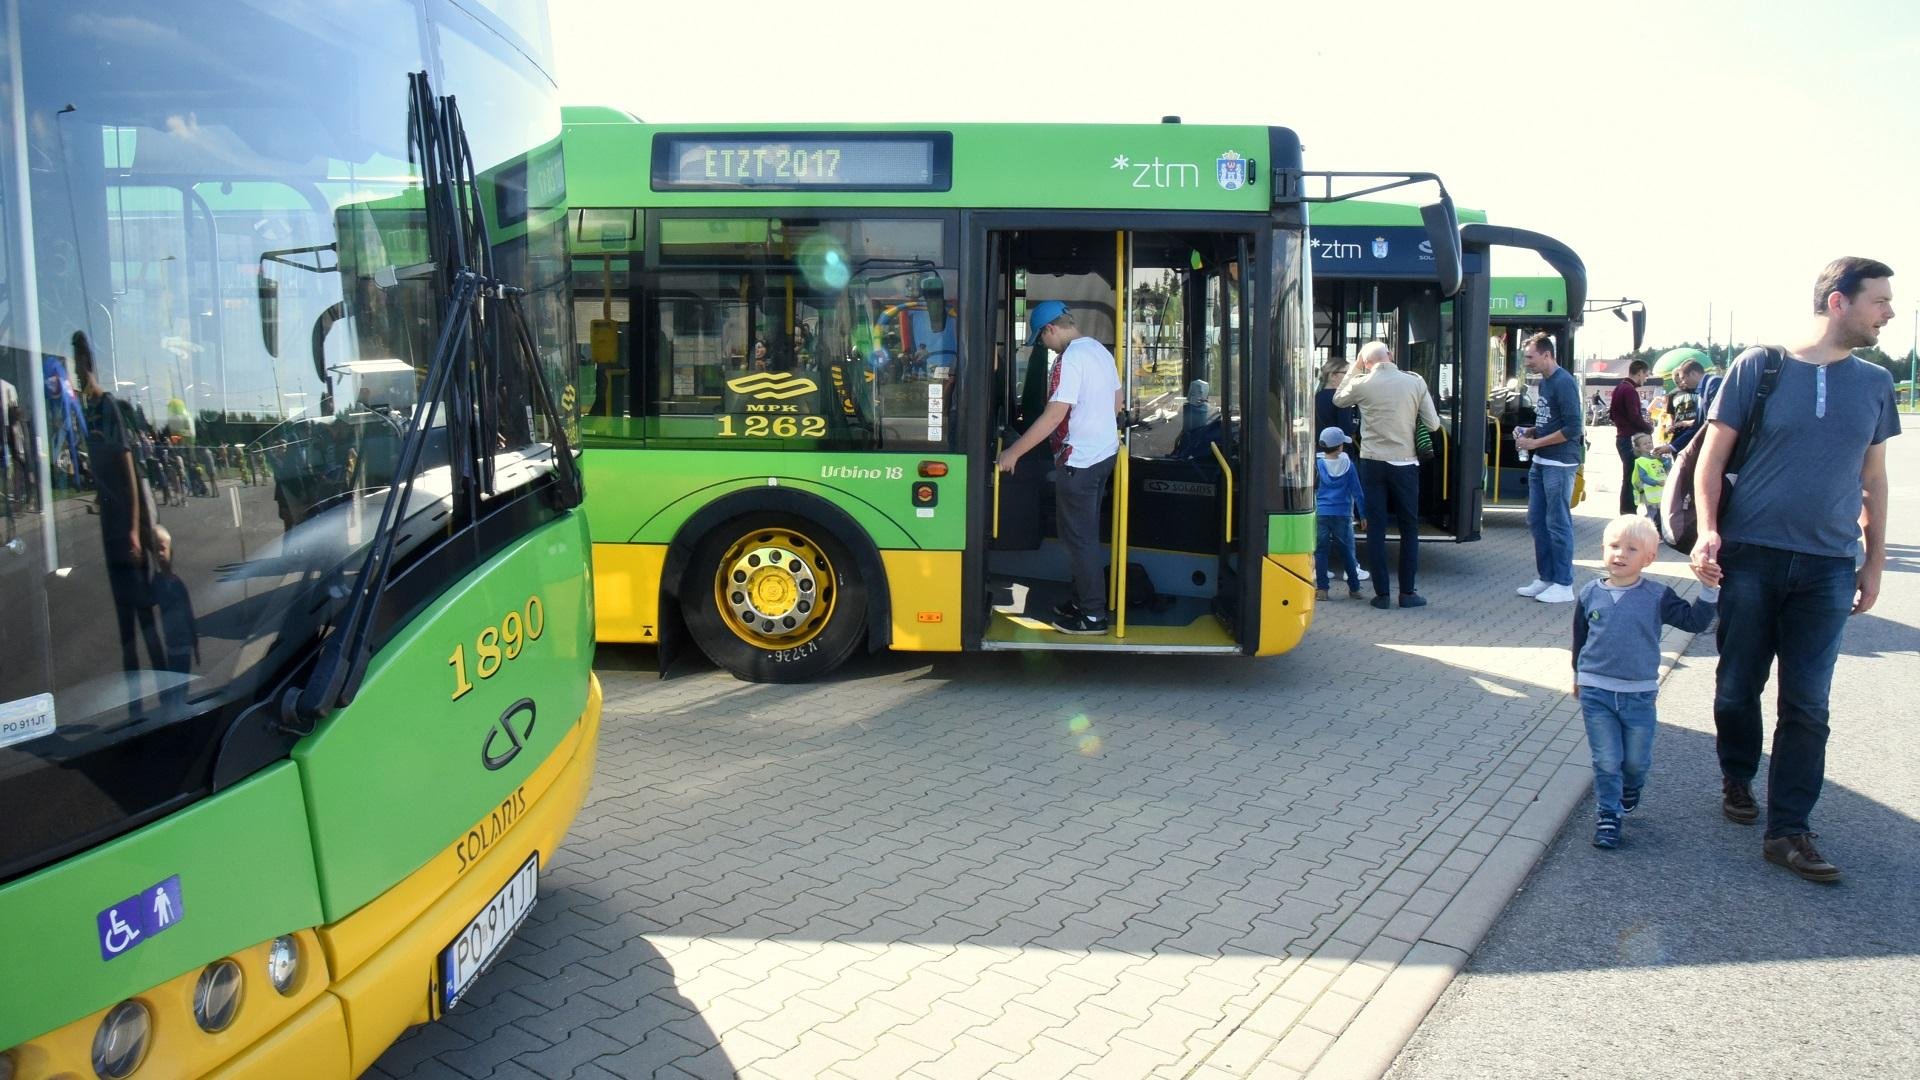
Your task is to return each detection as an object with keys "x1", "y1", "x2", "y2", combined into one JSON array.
[
  {"x1": 561, "y1": 109, "x2": 1297, "y2": 212},
  {"x1": 1310, "y1": 199, "x2": 1488, "y2": 226}
]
